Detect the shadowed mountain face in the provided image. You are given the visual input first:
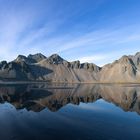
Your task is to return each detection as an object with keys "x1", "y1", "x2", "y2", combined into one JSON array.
[
  {"x1": 0, "y1": 53, "x2": 100, "y2": 82},
  {"x1": 0, "y1": 52, "x2": 140, "y2": 82},
  {"x1": 0, "y1": 83, "x2": 140, "y2": 114},
  {"x1": 14, "y1": 53, "x2": 47, "y2": 64}
]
